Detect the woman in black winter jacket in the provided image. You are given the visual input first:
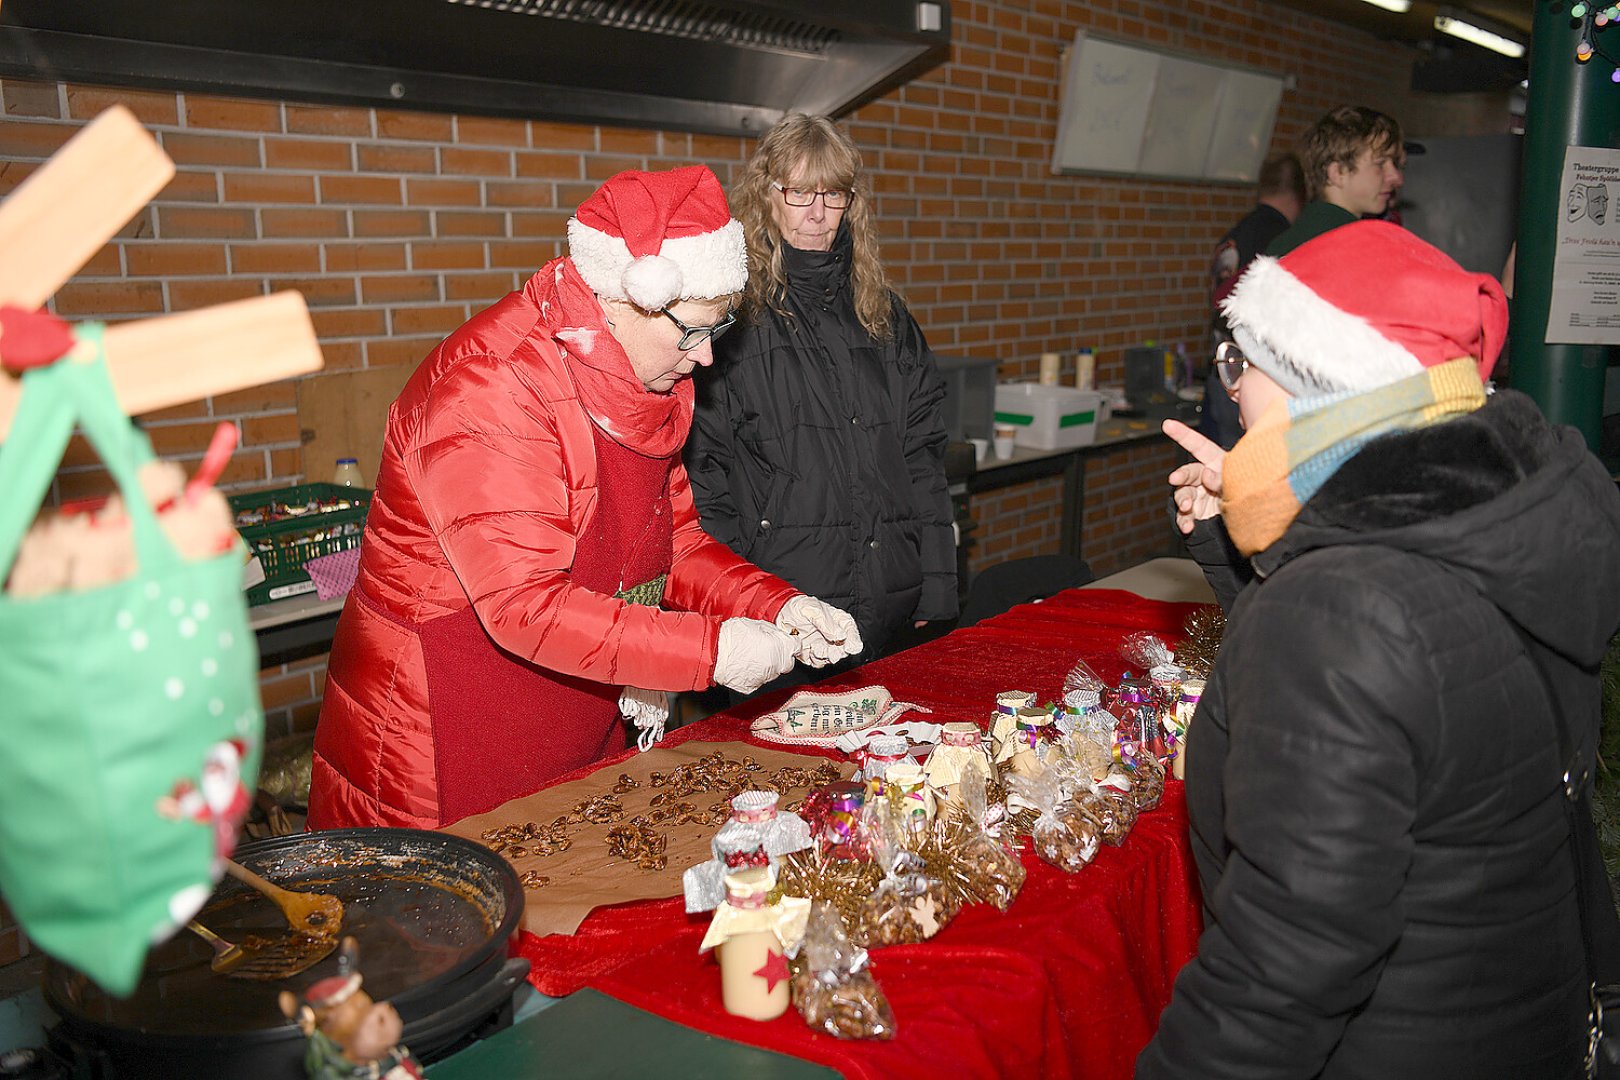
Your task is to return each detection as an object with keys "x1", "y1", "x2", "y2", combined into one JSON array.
[
  {"x1": 1137, "y1": 221, "x2": 1620, "y2": 1080},
  {"x1": 684, "y1": 114, "x2": 957, "y2": 677}
]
